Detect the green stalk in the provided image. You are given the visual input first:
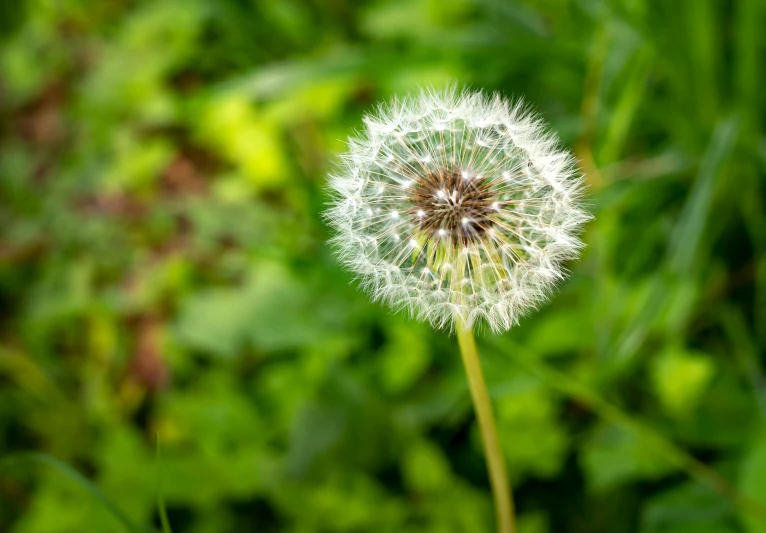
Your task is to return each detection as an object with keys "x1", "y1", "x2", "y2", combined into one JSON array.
[{"x1": 456, "y1": 322, "x2": 515, "y2": 533}]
